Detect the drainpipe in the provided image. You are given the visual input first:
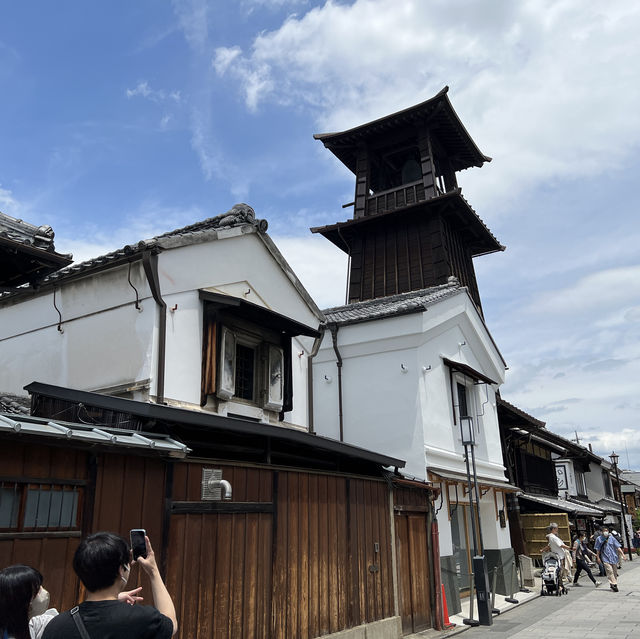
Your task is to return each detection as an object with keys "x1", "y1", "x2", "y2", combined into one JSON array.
[
  {"x1": 307, "y1": 326, "x2": 326, "y2": 435},
  {"x1": 142, "y1": 250, "x2": 166, "y2": 404},
  {"x1": 329, "y1": 323, "x2": 344, "y2": 442},
  {"x1": 431, "y1": 515, "x2": 444, "y2": 630}
]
